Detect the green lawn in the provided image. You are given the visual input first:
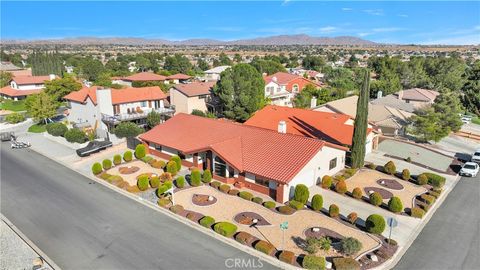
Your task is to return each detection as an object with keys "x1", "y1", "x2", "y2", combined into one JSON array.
[
  {"x1": 472, "y1": 117, "x2": 480, "y2": 125},
  {"x1": 0, "y1": 99, "x2": 27, "y2": 112},
  {"x1": 28, "y1": 124, "x2": 46, "y2": 133}
]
